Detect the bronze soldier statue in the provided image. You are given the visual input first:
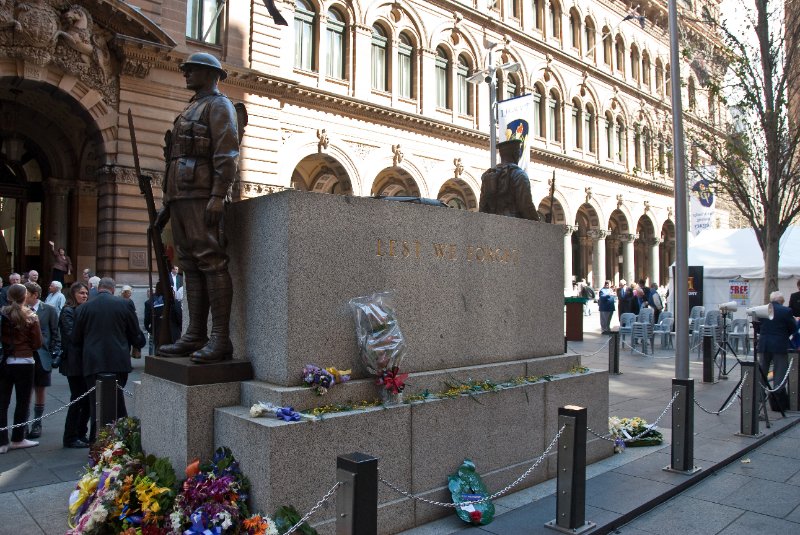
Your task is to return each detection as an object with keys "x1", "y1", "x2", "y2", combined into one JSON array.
[
  {"x1": 478, "y1": 139, "x2": 539, "y2": 221},
  {"x1": 154, "y1": 52, "x2": 239, "y2": 363}
]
